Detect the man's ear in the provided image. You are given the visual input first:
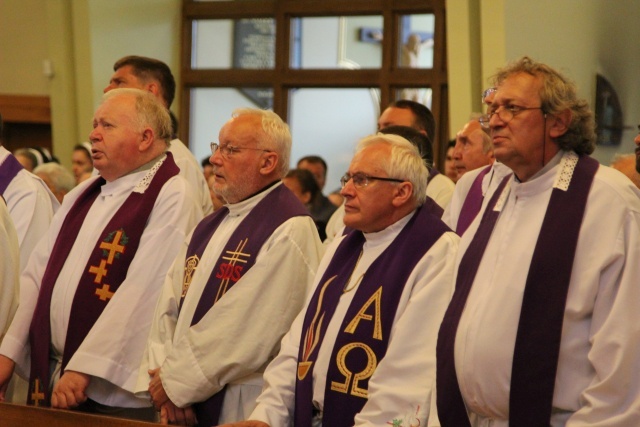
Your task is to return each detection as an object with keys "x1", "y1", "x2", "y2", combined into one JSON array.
[
  {"x1": 146, "y1": 82, "x2": 162, "y2": 100},
  {"x1": 549, "y1": 108, "x2": 572, "y2": 138},
  {"x1": 259, "y1": 152, "x2": 279, "y2": 175},
  {"x1": 300, "y1": 190, "x2": 312, "y2": 205},
  {"x1": 391, "y1": 181, "x2": 413, "y2": 207},
  {"x1": 139, "y1": 128, "x2": 155, "y2": 151}
]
